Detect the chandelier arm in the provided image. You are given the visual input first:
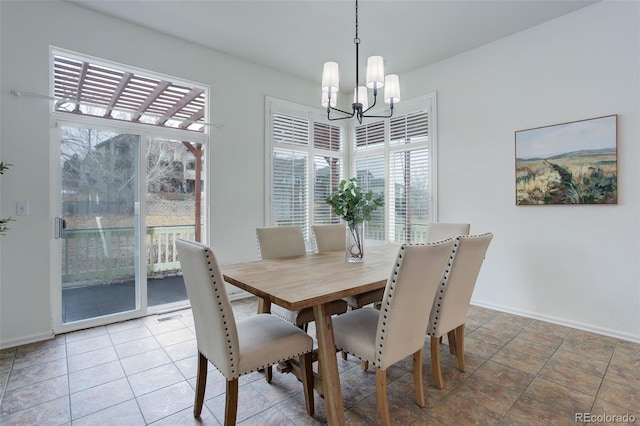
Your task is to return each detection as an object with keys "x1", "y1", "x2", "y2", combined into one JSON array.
[
  {"x1": 320, "y1": 0, "x2": 398, "y2": 123},
  {"x1": 329, "y1": 105, "x2": 357, "y2": 116},
  {"x1": 327, "y1": 105, "x2": 356, "y2": 121},
  {"x1": 362, "y1": 102, "x2": 395, "y2": 119},
  {"x1": 361, "y1": 90, "x2": 379, "y2": 114}
]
